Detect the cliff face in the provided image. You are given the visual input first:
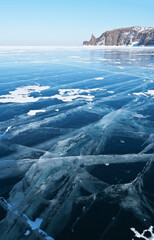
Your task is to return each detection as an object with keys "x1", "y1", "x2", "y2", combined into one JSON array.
[{"x1": 83, "y1": 27, "x2": 154, "y2": 46}]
